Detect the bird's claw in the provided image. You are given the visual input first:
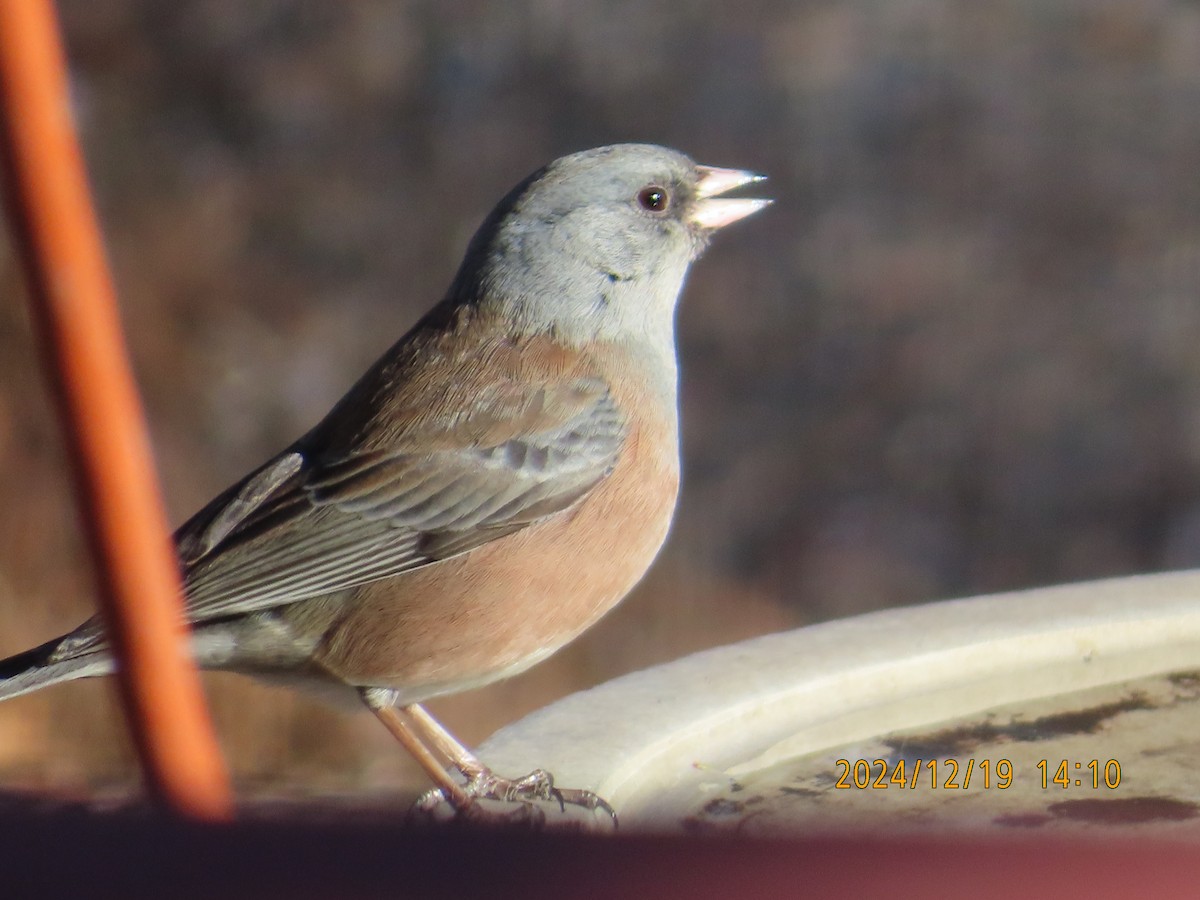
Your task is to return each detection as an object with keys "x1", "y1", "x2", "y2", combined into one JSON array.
[
  {"x1": 411, "y1": 787, "x2": 546, "y2": 828},
  {"x1": 553, "y1": 786, "x2": 618, "y2": 824},
  {"x1": 412, "y1": 769, "x2": 618, "y2": 828},
  {"x1": 469, "y1": 767, "x2": 560, "y2": 808}
]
